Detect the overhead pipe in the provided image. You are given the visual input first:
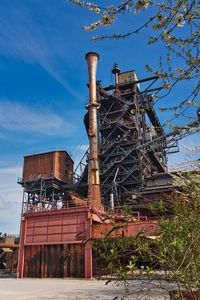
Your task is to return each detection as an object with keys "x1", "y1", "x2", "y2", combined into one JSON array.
[{"x1": 85, "y1": 52, "x2": 101, "y2": 210}]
